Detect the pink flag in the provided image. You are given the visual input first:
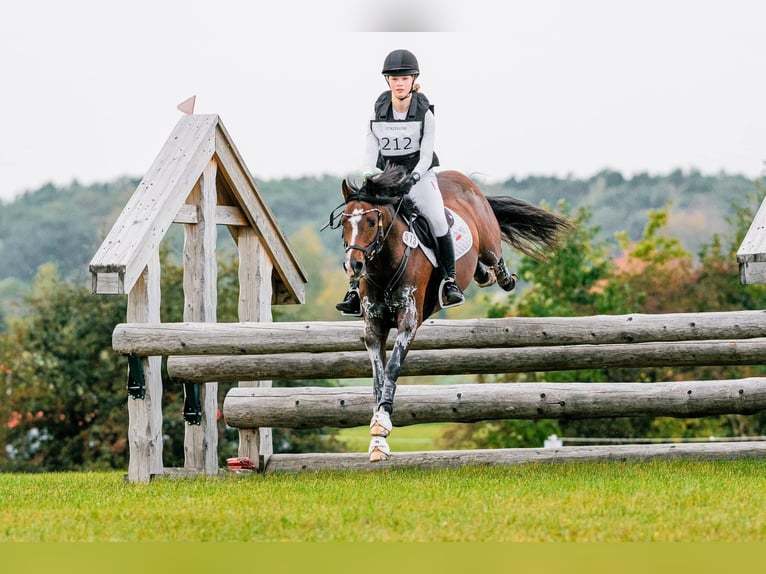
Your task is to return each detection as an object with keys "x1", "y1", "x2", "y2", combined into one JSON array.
[{"x1": 177, "y1": 95, "x2": 196, "y2": 115}]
